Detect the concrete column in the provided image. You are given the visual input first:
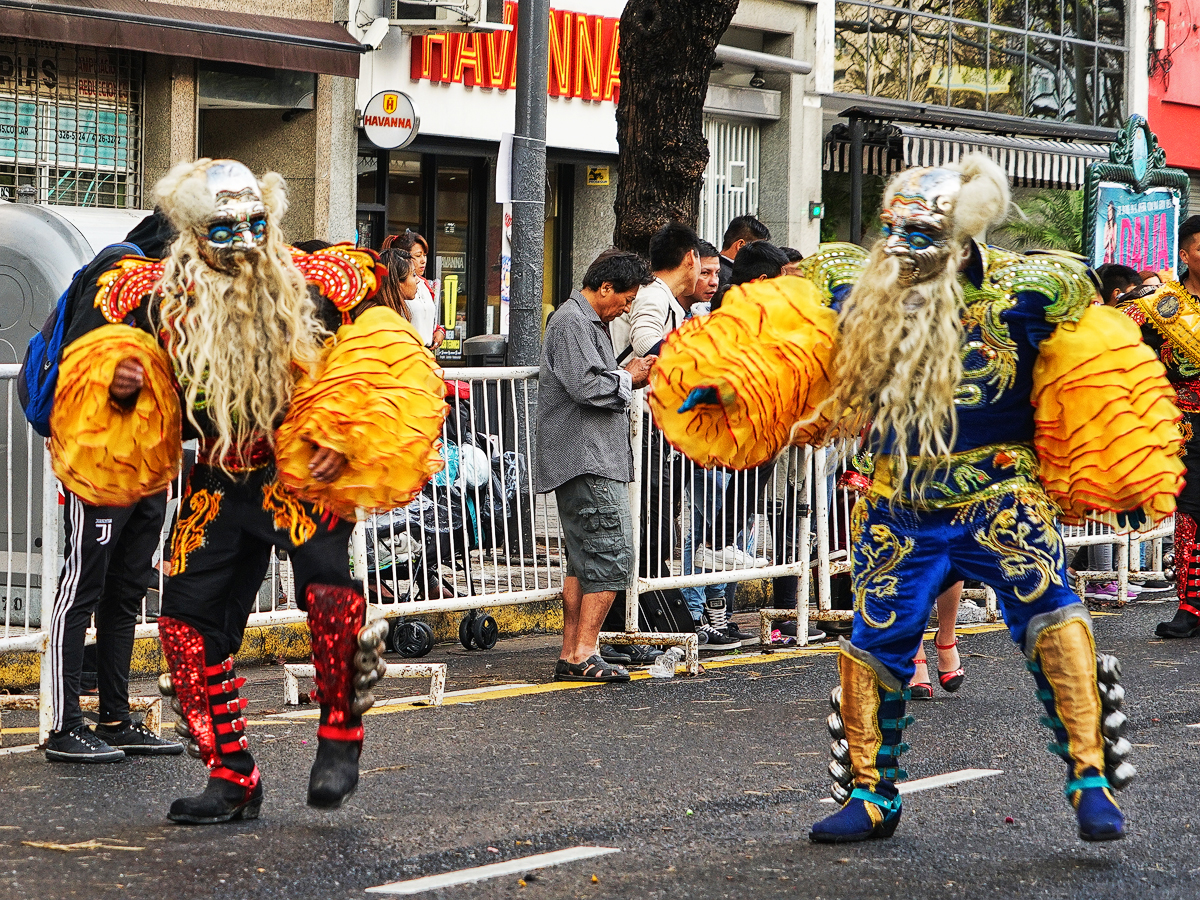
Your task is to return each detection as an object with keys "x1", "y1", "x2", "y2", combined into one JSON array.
[
  {"x1": 141, "y1": 55, "x2": 197, "y2": 202},
  {"x1": 314, "y1": 73, "x2": 359, "y2": 243}
]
